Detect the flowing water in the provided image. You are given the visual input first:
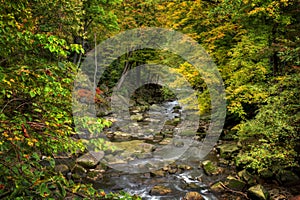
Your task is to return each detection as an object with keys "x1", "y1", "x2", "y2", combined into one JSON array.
[{"x1": 93, "y1": 100, "x2": 220, "y2": 199}]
